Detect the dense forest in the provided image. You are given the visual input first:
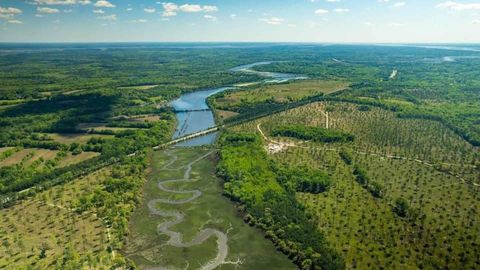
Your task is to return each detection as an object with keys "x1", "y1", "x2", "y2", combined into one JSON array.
[{"x1": 271, "y1": 125, "x2": 354, "y2": 143}]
